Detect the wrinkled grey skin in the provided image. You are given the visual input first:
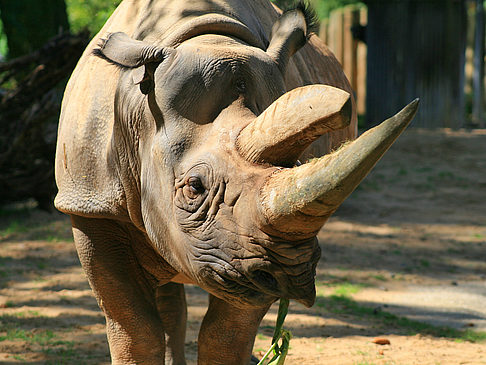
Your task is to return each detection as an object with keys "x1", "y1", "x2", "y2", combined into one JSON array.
[{"x1": 55, "y1": 1, "x2": 357, "y2": 364}]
